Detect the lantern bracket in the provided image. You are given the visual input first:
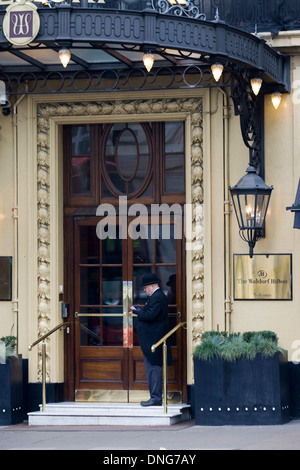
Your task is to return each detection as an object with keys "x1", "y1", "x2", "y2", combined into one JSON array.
[{"x1": 230, "y1": 66, "x2": 265, "y2": 178}]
